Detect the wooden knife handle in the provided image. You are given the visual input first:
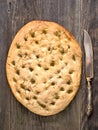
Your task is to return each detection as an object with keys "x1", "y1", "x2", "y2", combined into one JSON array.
[{"x1": 86, "y1": 77, "x2": 92, "y2": 116}]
